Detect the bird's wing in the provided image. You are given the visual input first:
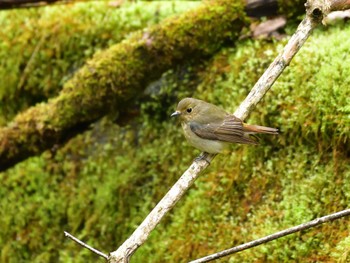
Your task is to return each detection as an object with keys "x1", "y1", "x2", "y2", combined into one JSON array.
[{"x1": 189, "y1": 115, "x2": 258, "y2": 145}]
